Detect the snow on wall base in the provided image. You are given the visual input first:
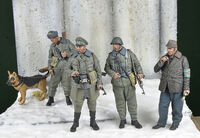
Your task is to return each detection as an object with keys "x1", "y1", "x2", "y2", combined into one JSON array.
[{"x1": 0, "y1": 80, "x2": 199, "y2": 138}]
